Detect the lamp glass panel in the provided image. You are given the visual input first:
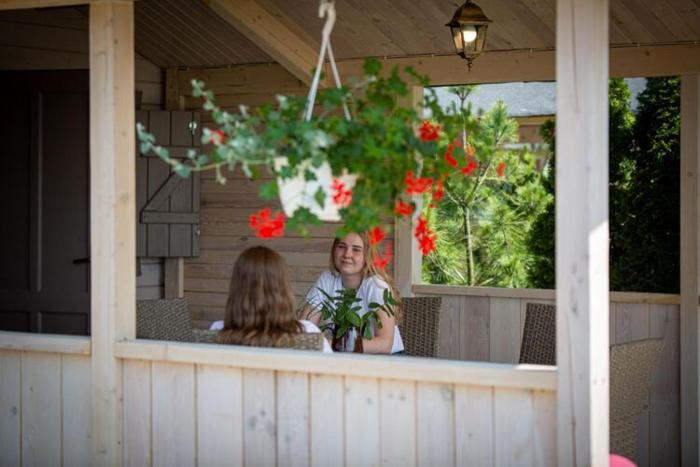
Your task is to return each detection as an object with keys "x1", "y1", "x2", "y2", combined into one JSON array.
[{"x1": 450, "y1": 26, "x2": 463, "y2": 53}]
